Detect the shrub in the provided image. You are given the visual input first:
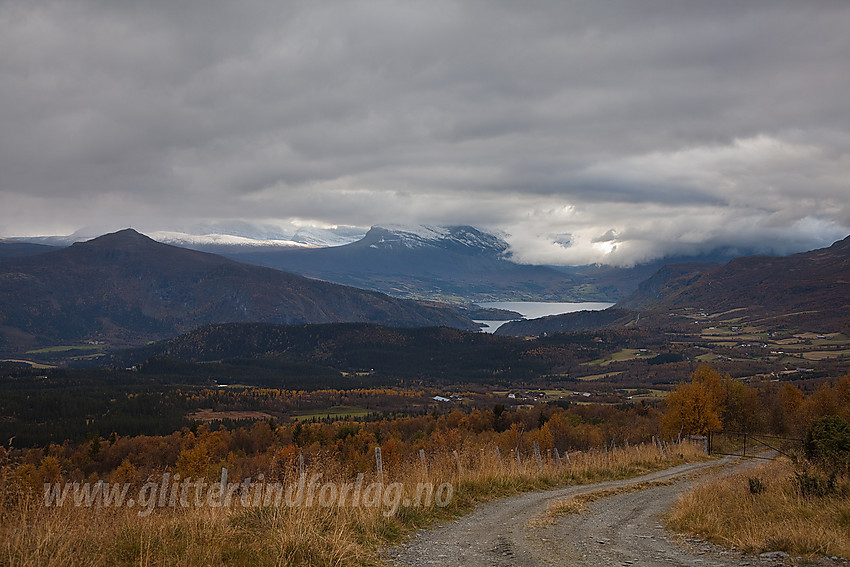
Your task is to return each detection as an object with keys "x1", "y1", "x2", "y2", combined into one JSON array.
[
  {"x1": 804, "y1": 416, "x2": 850, "y2": 472},
  {"x1": 793, "y1": 469, "x2": 835, "y2": 499},
  {"x1": 748, "y1": 476, "x2": 765, "y2": 495}
]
